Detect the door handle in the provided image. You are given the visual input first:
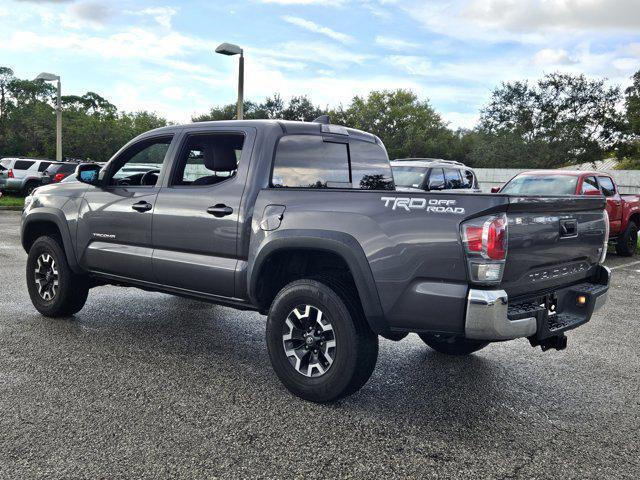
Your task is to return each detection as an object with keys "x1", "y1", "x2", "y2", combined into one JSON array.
[
  {"x1": 132, "y1": 201, "x2": 152, "y2": 212},
  {"x1": 207, "y1": 204, "x2": 233, "y2": 217}
]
